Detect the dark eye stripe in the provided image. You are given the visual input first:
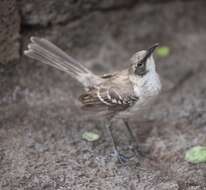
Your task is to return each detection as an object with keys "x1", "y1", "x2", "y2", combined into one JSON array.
[{"x1": 135, "y1": 59, "x2": 147, "y2": 76}]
